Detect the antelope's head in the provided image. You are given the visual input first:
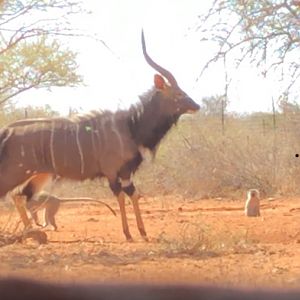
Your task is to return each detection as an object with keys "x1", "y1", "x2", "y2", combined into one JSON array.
[{"x1": 141, "y1": 30, "x2": 200, "y2": 116}]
